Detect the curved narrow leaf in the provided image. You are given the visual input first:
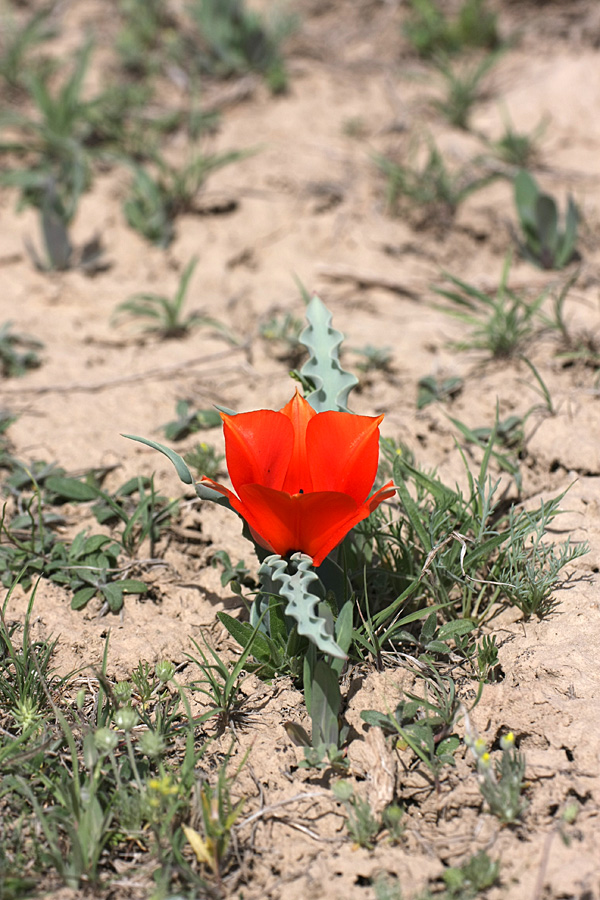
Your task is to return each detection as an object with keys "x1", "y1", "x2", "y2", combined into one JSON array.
[{"x1": 122, "y1": 434, "x2": 193, "y2": 485}]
